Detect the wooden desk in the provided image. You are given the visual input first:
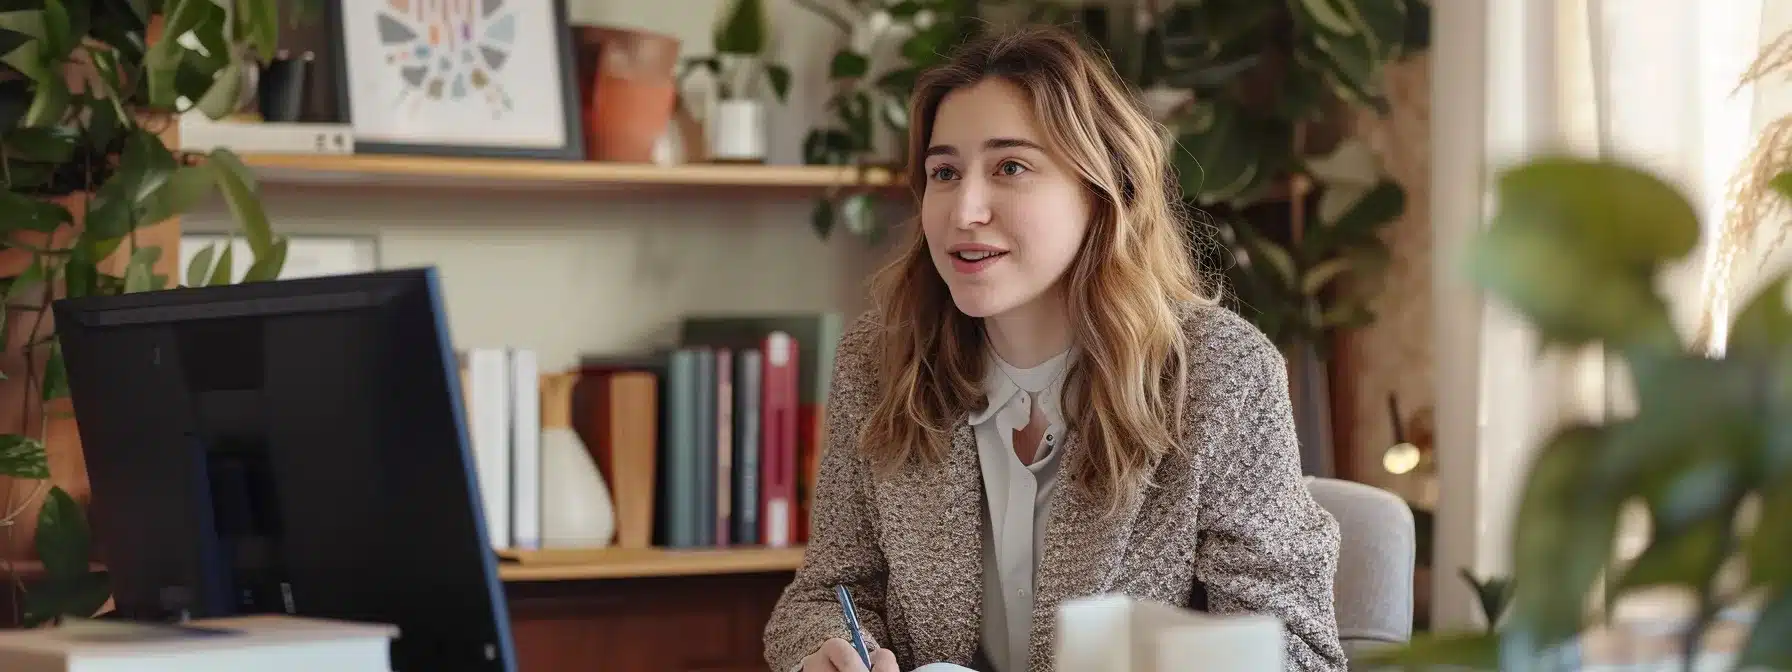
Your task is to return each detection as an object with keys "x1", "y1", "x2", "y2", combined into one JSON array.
[{"x1": 501, "y1": 546, "x2": 802, "y2": 672}]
